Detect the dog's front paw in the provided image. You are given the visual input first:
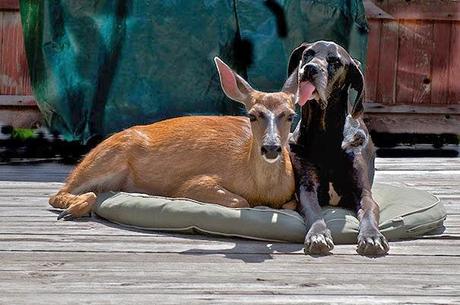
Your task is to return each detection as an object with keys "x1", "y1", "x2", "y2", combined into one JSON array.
[
  {"x1": 357, "y1": 231, "x2": 389, "y2": 256},
  {"x1": 304, "y1": 228, "x2": 334, "y2": 255}
]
